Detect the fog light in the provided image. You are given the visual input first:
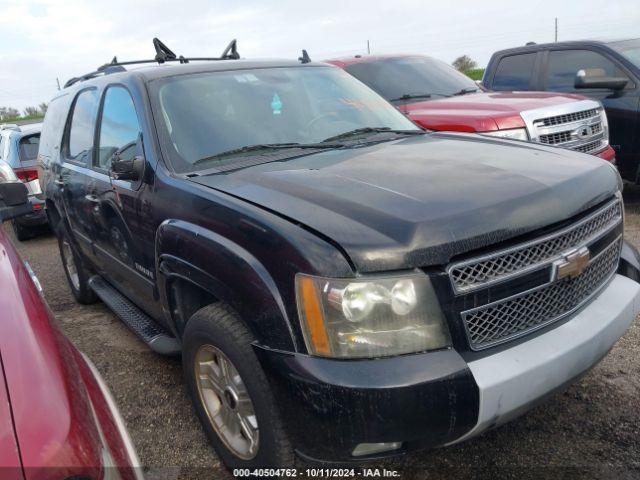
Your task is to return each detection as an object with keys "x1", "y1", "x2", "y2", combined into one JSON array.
[{"x1": 352, "y1": 442, "x2": 402, "y2": 457}]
